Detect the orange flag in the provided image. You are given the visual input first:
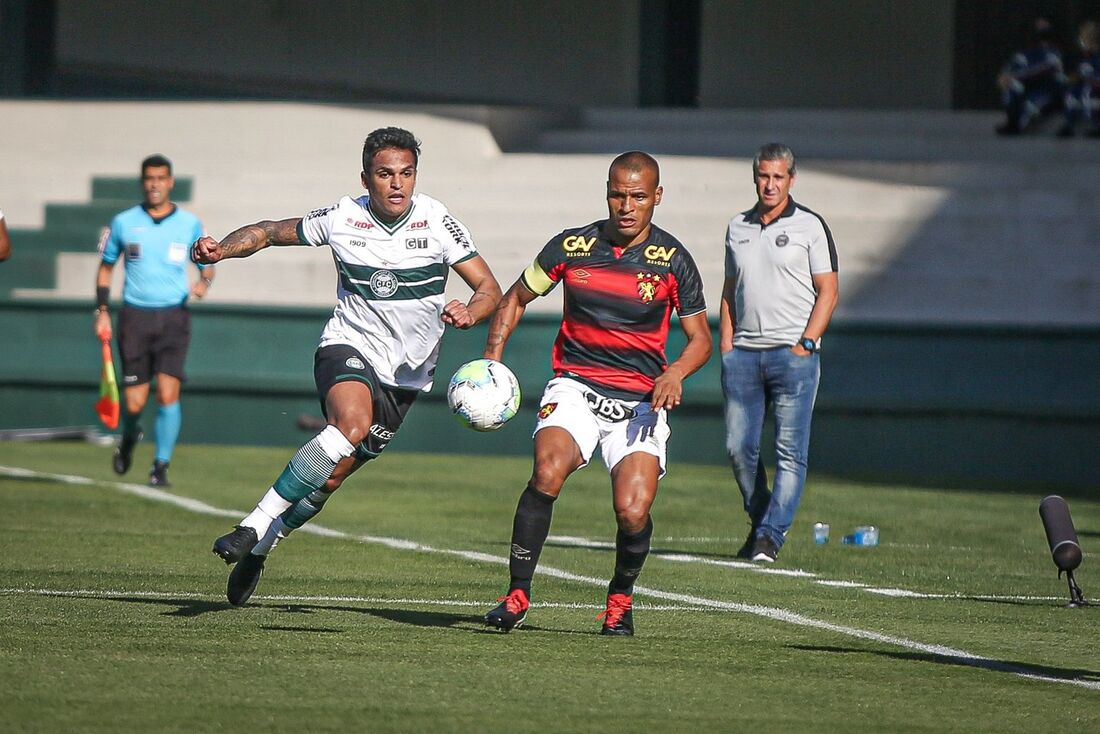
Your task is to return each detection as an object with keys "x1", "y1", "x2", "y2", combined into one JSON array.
[{"x1": 95, "y1": 339, "x2": 120, "y2": 430}]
